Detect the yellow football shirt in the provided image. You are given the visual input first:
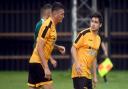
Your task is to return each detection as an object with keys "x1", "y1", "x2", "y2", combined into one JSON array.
[
  {"x1": 72, "y1": 28, "x2": 101, "y2": 79},
  {"x1": 29, "y1": 17, "x2": 57, "y2": 63}
]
